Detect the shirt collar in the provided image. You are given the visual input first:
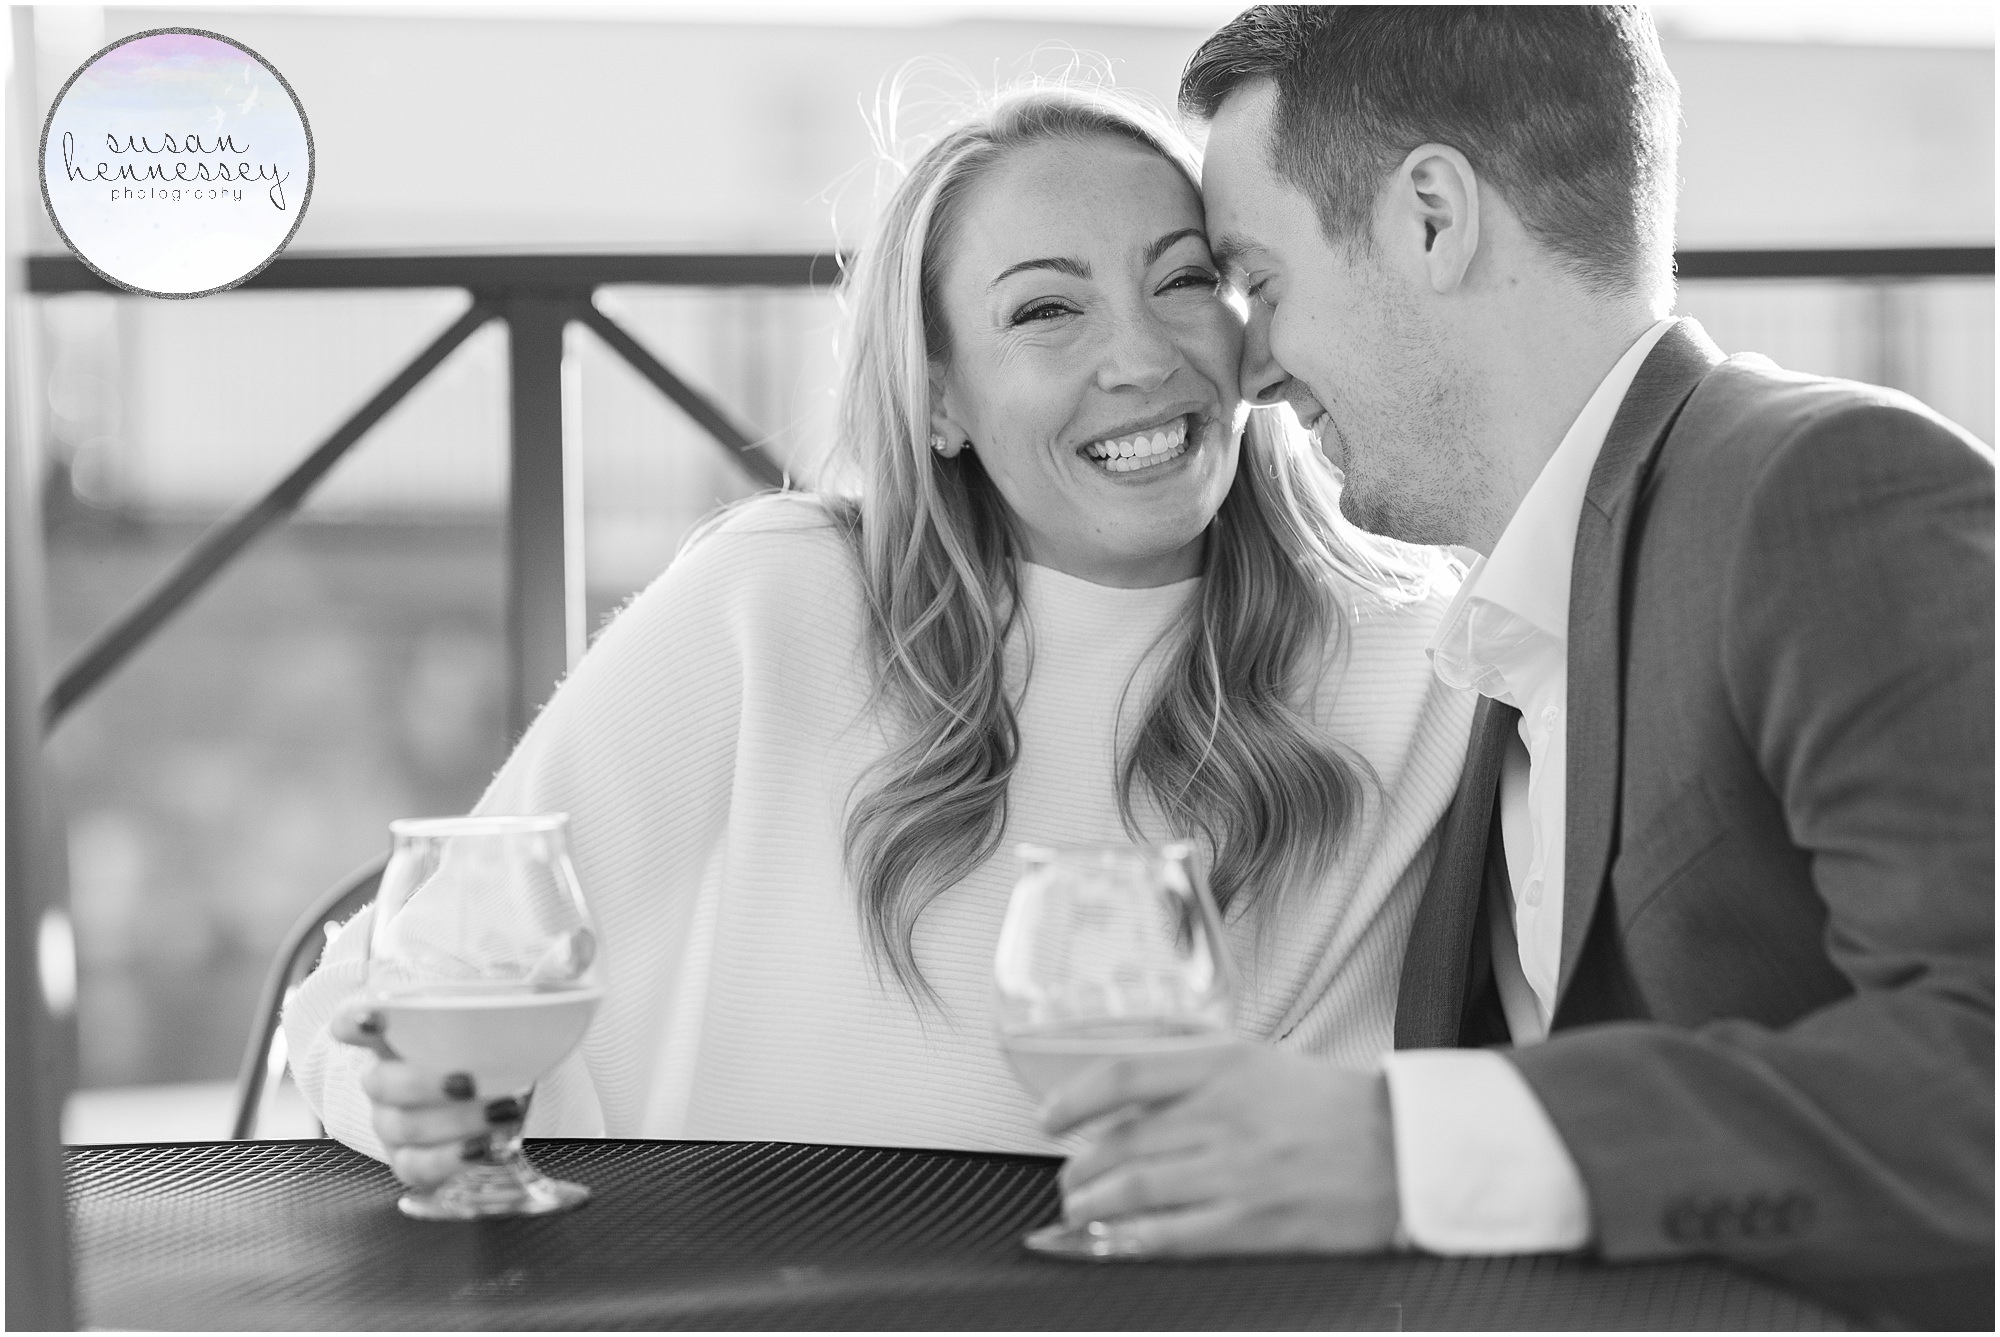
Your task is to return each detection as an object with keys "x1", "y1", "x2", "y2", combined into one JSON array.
[
  {"x1": 1428, "y1": 318, "x2": 1677, "y2": 692},
  {"x1": 1480, "y1": 318, "x2": 1680, "y2": 640},
  {"x1": 1471, "y1": 318, "x2": 1678, "y2": 642}
]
